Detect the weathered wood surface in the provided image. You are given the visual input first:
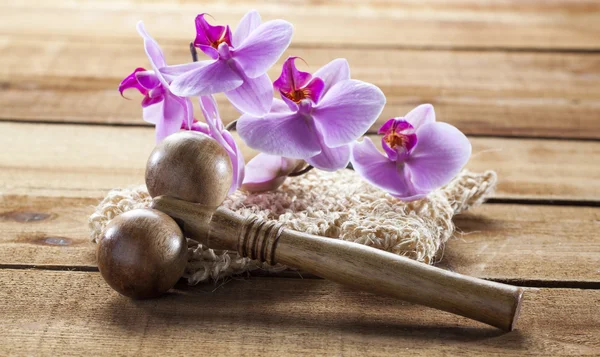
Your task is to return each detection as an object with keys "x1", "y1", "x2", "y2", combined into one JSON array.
[
  {"x1": 1, "y1": 270, "x2": 599, "y2": 356},
  {"x1": 1, "y1": 0, "x2": 599, "y2": 355},
  {"x1": 2, "y1": 196, "x2": 598, "y2": 284},
  {"x1": 1, "y1": 37, "x2": 599, "y2": 138},
  {"x1": 2, "y1": 0, "x2": 599, "y2": 50},
  {"x1": 1, "y1": 122, "x2": 598, "y2": 201}
]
